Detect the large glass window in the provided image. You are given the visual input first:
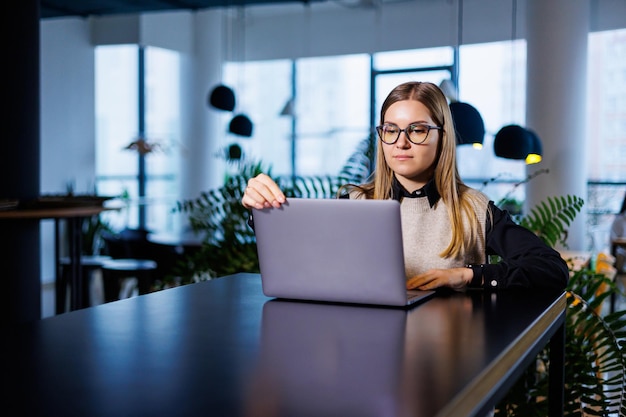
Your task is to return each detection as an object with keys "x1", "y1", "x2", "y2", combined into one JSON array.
[
  {"x1": 95, "y1": 45, "x2": 138, "y2": 230},
  {"x1": 225, "y1": 54, "x2": 370, "y2": 177},
  {"x1": 224, "y1": 59, "x2": 293, "y2": 175},
  {"x1": 372, "y1": 44, "x2": 528, "y2": 205},
  {"x1": 587, "y1": 29, "x2": 626, "y2": 182},
  {"x1": 143, "y1": 47, "x2": 182, "y2": 233},
  {"x1": 94, "y1": 29, "x2": 625, "y2": 245},
  {"x1": 295, "y1": 54, "x2": 370, "y2": 176},
  {"x1": 96, "y1": 45, "x2": 182, "y2": 233},
  {"x1": 373, "y1": 47, "x2": 454, "y2": 128},
  {"x1": 457, "y1": 40, "x2": 527, "y2": 203},
  {"x1": 586, "y1": 29, "x2": 626, "y2": 247}
]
